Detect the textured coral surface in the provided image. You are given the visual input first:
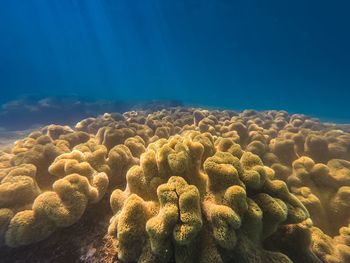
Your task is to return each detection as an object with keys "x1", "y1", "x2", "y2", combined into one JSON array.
[{"x1": 0, "y1": 108, "x2": 349, "y2": 263}]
